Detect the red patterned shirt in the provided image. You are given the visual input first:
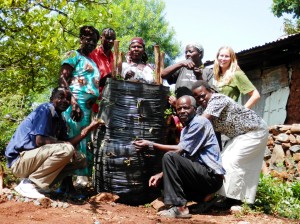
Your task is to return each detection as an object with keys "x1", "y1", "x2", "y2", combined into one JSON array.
[{"x1": 90, "y1": 45, "x2": 114, "y2": 80}]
